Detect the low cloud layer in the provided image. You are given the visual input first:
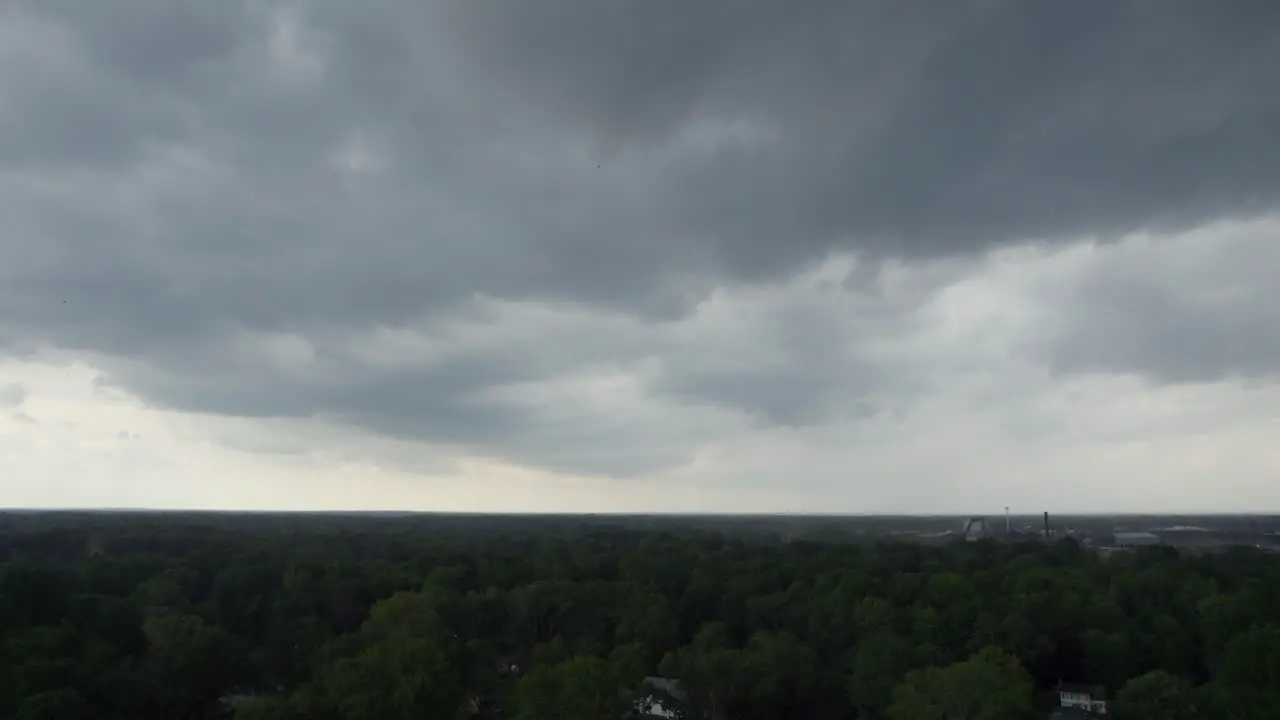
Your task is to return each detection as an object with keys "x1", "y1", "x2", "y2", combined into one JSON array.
[{"x1": 1, "y1": 1, "x2": 1277, "y2": 510}]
